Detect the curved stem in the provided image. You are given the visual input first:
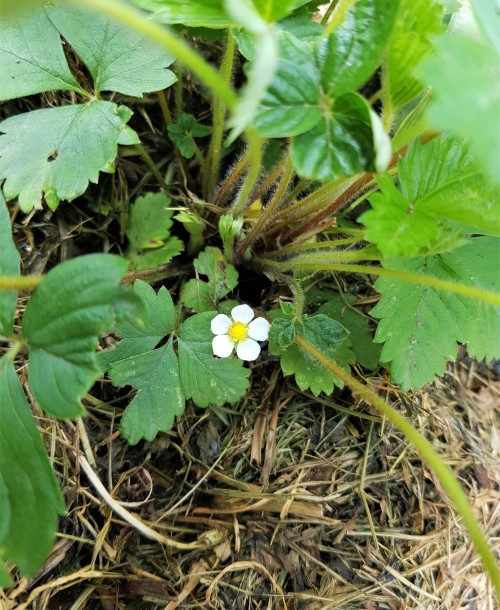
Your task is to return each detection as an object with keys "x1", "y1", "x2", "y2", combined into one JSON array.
[
  {"x1": 294, "y1": 334, "x2": 500, "y2": 596},
  {"x1": 255, "y1": 261, "x2": 500, "y2": 306}
]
